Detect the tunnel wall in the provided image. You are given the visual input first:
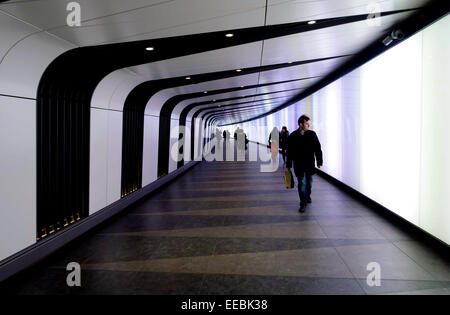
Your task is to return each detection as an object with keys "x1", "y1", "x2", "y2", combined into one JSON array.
[
  {"x1": 0, "y1": 19, "x2": 203, "y2": 263},
  {"x1": 0, "y1": 11, "x2": 75, "y2": 261},
  {"x1": 228, "y1": 14, "x2": 450, "y2": 245}
]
